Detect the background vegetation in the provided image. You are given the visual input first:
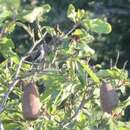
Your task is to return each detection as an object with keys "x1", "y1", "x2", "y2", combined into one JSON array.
[{"x1": 0, "y1": 0, "x2": 130, "y2": 130}]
